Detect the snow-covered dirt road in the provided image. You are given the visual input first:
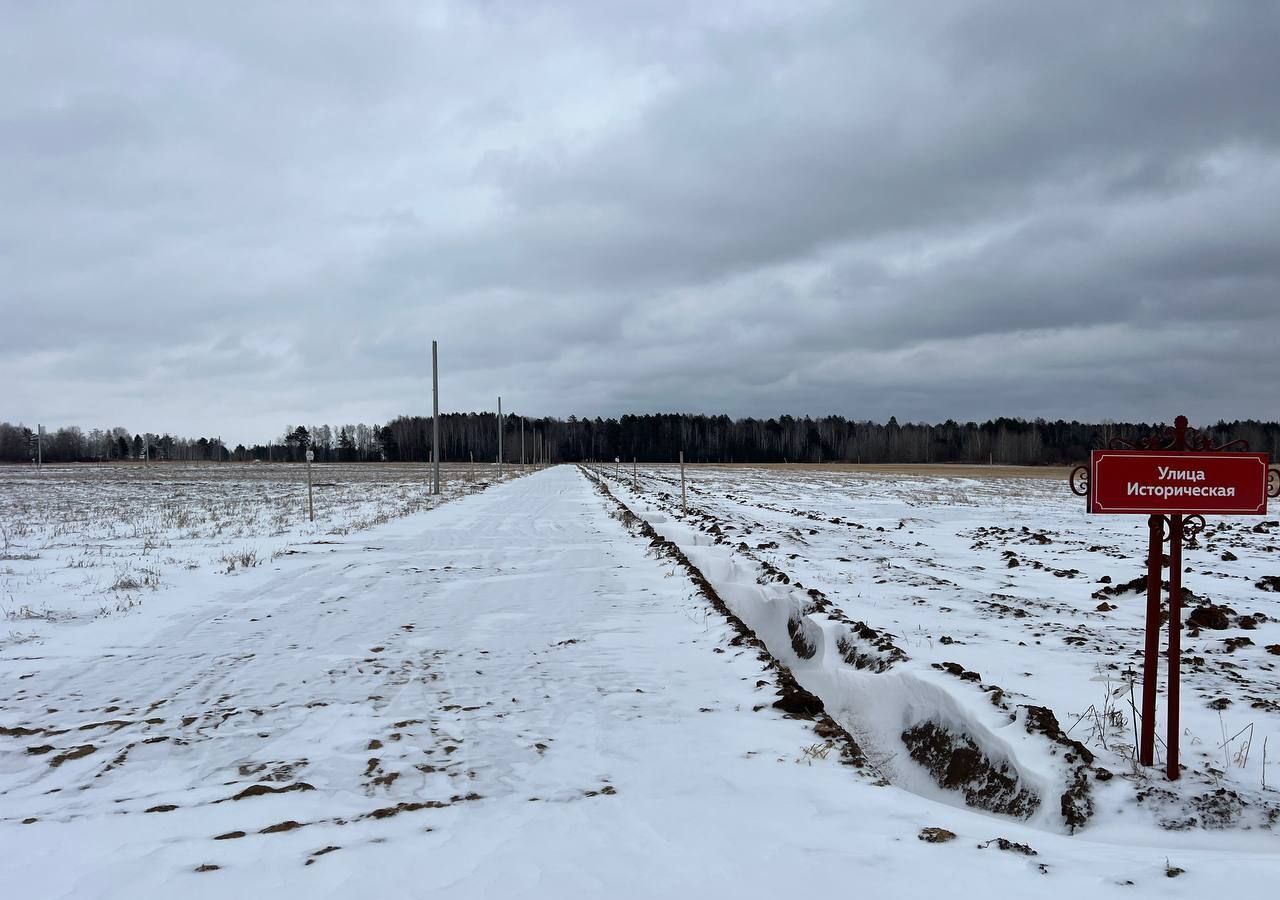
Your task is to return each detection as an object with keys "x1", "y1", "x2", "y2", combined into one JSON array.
[{"x1": 3, "y1": 467, "x2": 1275, "y2": 898}]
